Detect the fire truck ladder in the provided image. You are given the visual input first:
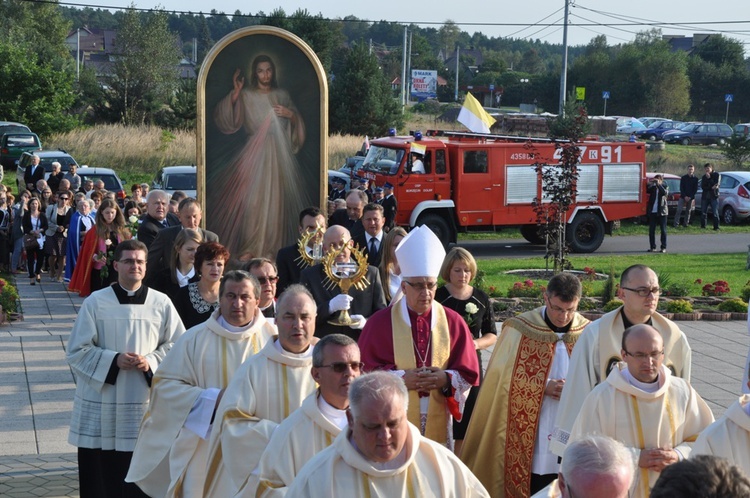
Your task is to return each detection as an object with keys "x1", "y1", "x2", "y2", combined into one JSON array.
[{"x1": 422, "y1": 130, "x2": 570, "y2": 144}]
